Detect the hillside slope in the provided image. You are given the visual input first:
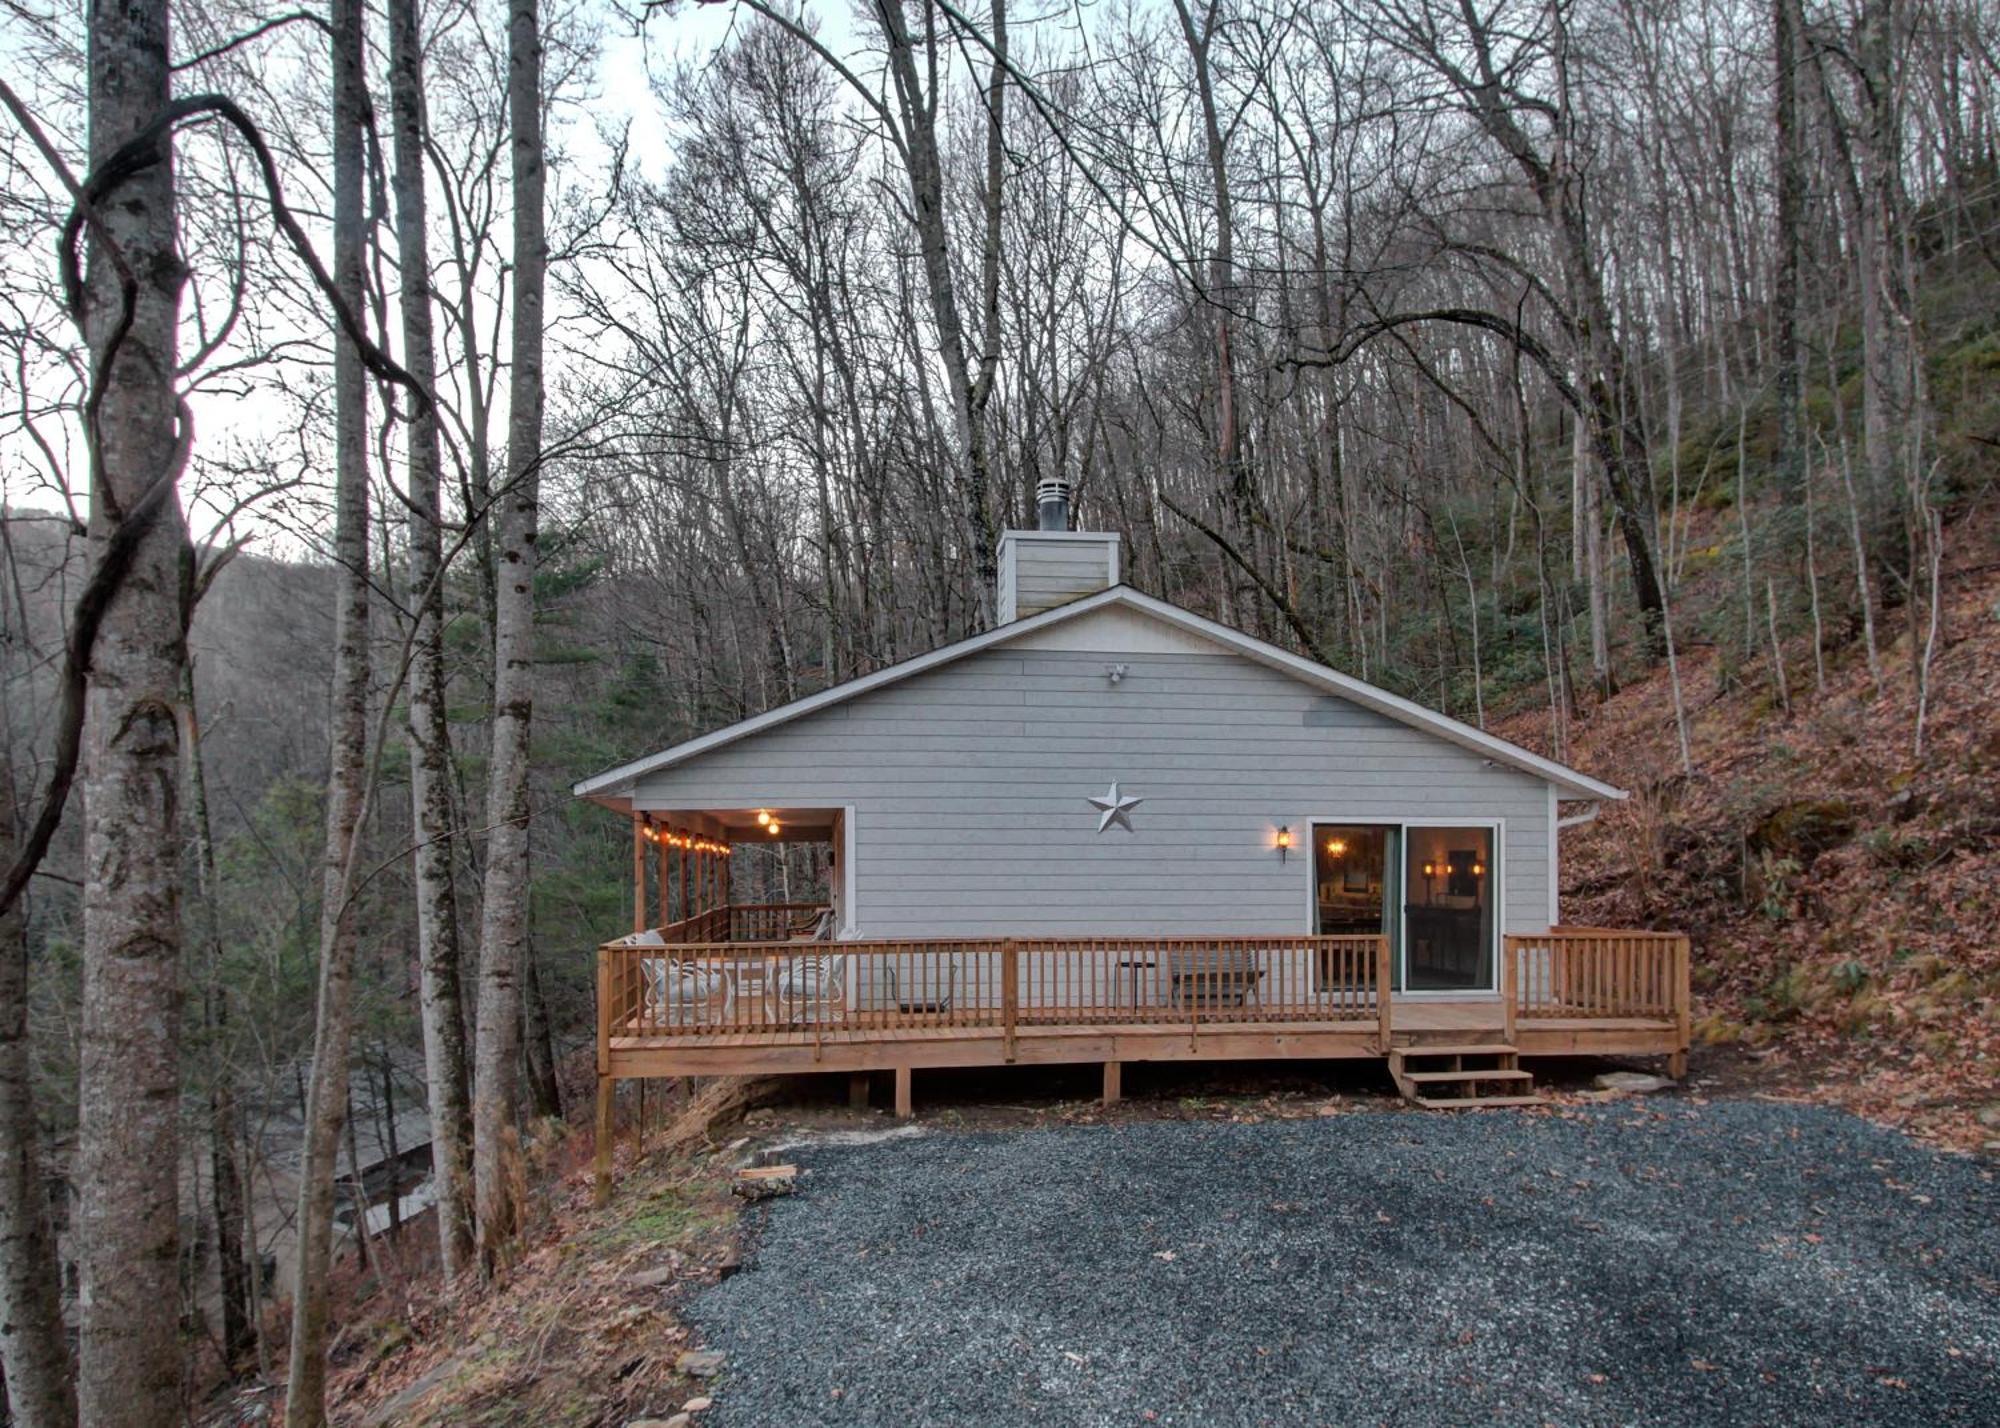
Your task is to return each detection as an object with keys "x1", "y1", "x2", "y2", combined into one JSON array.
[{"x1": 1505, "y1": 513, "x2": 2000, "y2": 1149}]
